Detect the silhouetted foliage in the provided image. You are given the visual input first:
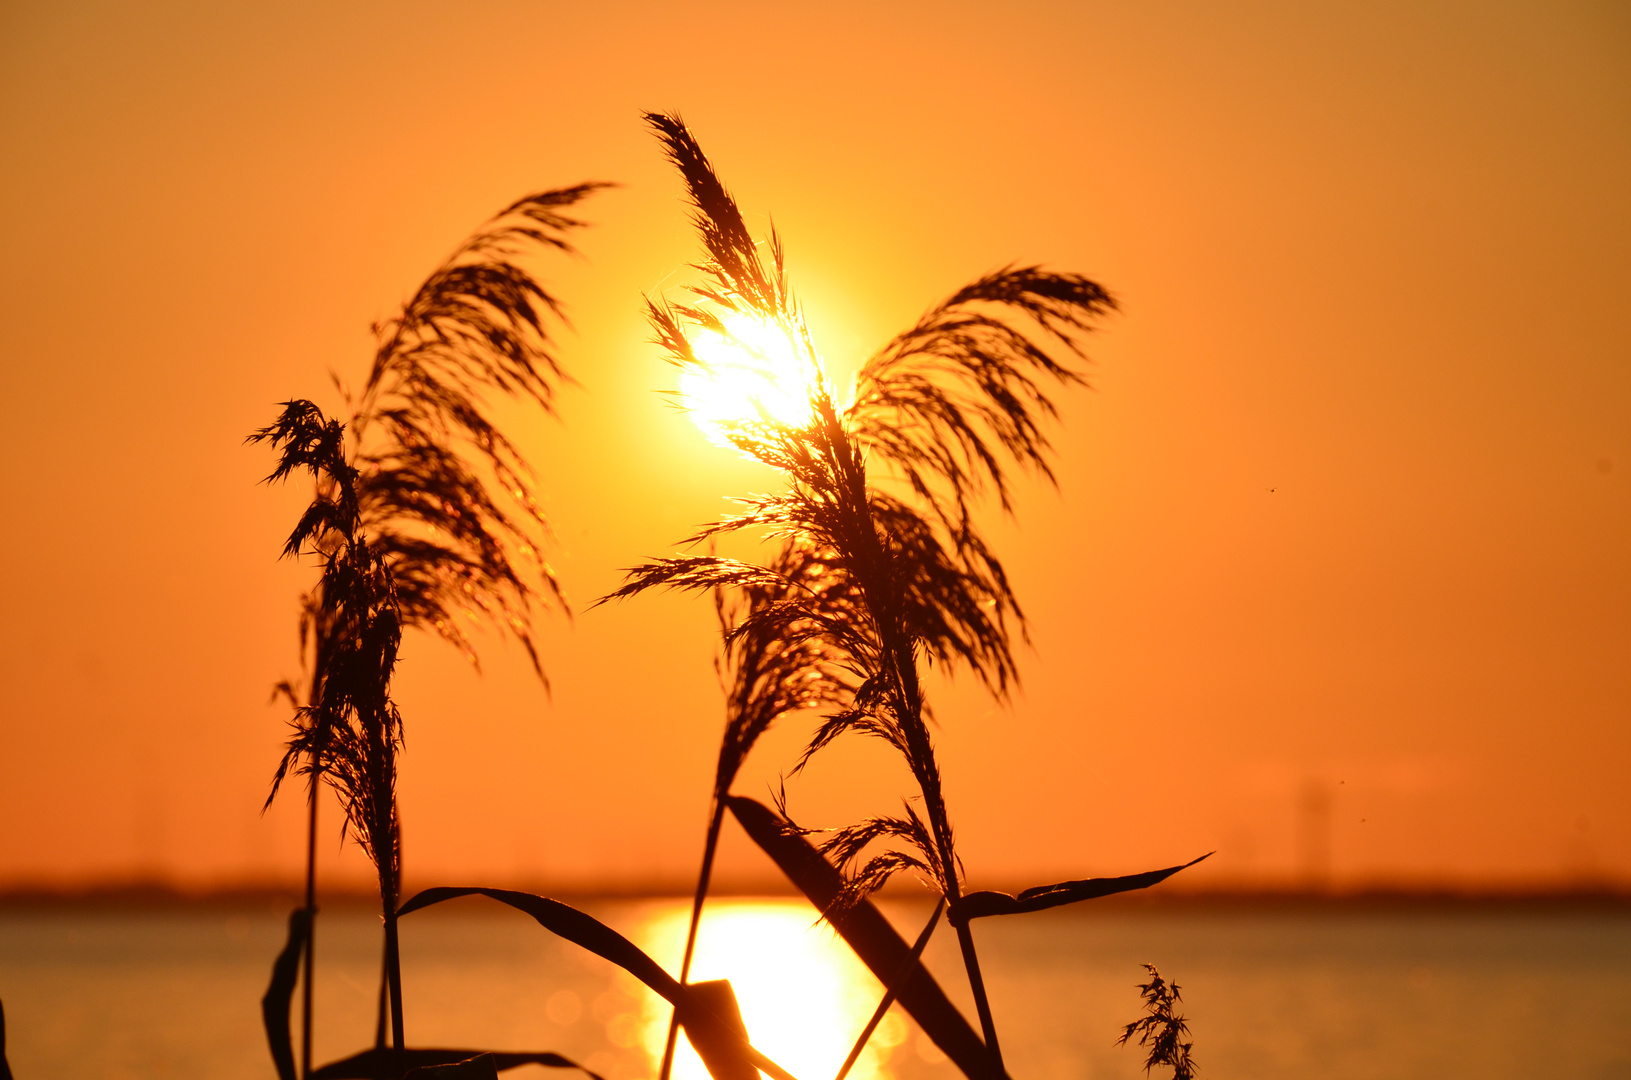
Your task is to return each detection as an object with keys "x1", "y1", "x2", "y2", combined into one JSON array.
[
  {"x1": 726, "y1": 796, "x2": 1001, "y2": 1080},
  {"x1": 253, "y1": 398, "x2": 409, "y2": 1050},
  {"x1": 264, "y1": 908, "x2": 313, "y2": 1080},
  {"x1": 950, "y1": 853, "x2": 1212, "y2": 924},
  {"x1": 313, "y1": 1048, "x2": 602, "y2": 1080},
  {"x1": 1, "y1": 995, "x2": 12, "y2": 1080},
  {"x1": 254, "y1": 183, "x2": 603, "y2": 1076},
  {"x1": 350, "y1": 184, "x2": 608, "y2": 680},
  {"x1": 396, "y1": 889, "x2": 796, "y2": 1080},
  {"x1": 1117, "y1": 965, "x2": 1197, "y2": 1080},
  {"x1": 611, "y1": 112, "x2": 1118, "y2": 1069}
]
